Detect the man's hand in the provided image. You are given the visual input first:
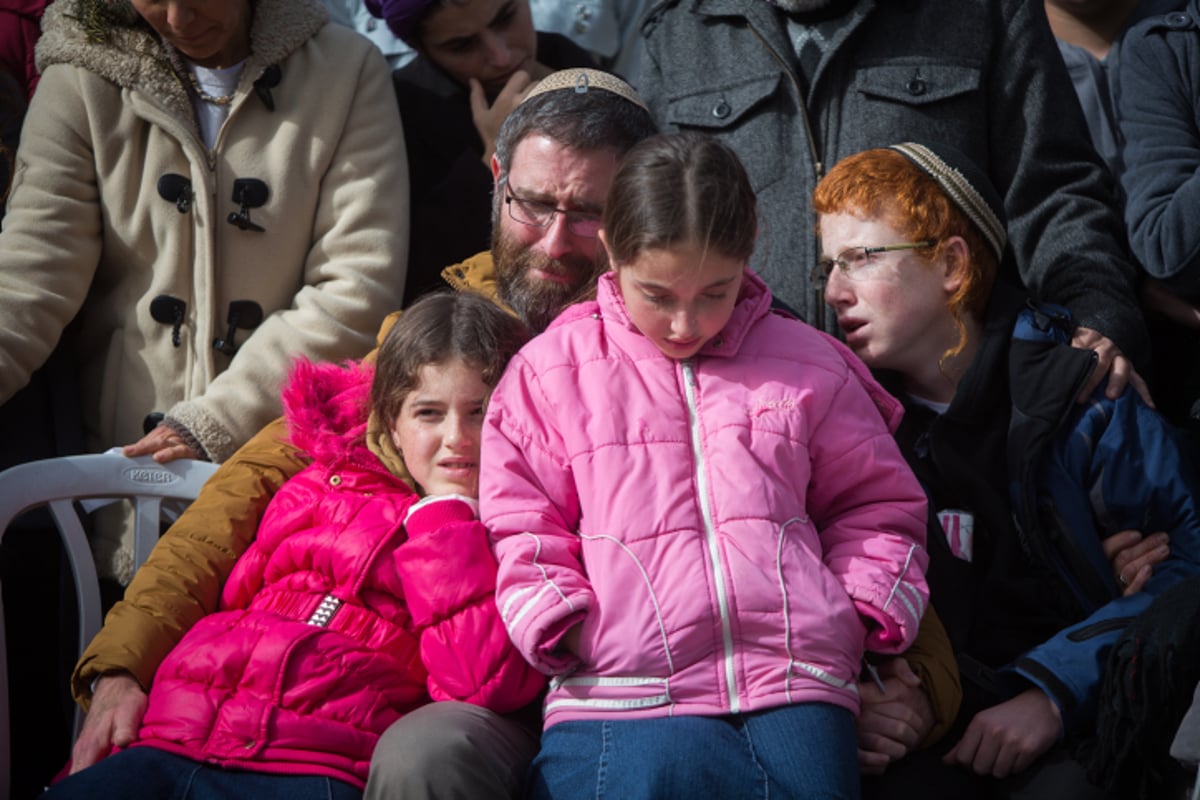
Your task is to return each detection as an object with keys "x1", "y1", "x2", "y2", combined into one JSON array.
[
  {"x1": 122, "y1": 424, "x2": 200, "y2": 464},
  {"x1": 856, "y1": 657, "x2": 934, "y2": 774},
  {"x1": 470, "y1": 65, "x2": 548, "y2": 166},
  {"x1": 1070, "y1": 326, "x2": 1152, "y2": 407},
  {"x1": 70, "y1": 673, "x2": 148, "y2": 773},
  {"x1": 1103, "y1": 530, "x2": 1169, "y2": 596},
  {"x1": 943, "y1": 688, "x2": 1061, "y2": 778}
]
